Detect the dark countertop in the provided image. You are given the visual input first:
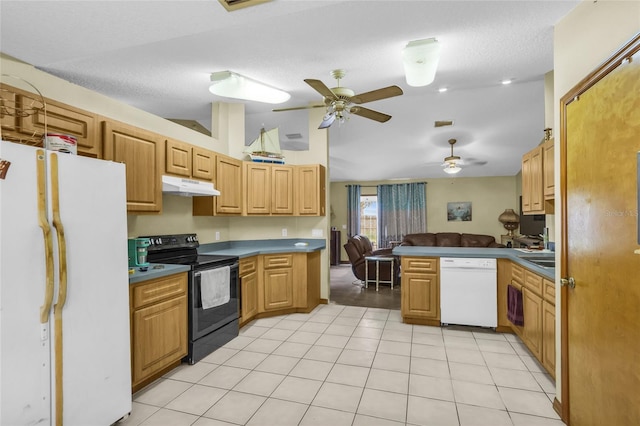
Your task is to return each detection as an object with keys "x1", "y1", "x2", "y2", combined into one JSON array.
[
  {"x1": 129, "y1": 238, "x2": 326, "y2": 284},
  {"x1": 392, "y1": 246, "x2": 555, "y2": 280},
  {"x1": 128, "y1": 263, "x2": 190, "y2": 285}
]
